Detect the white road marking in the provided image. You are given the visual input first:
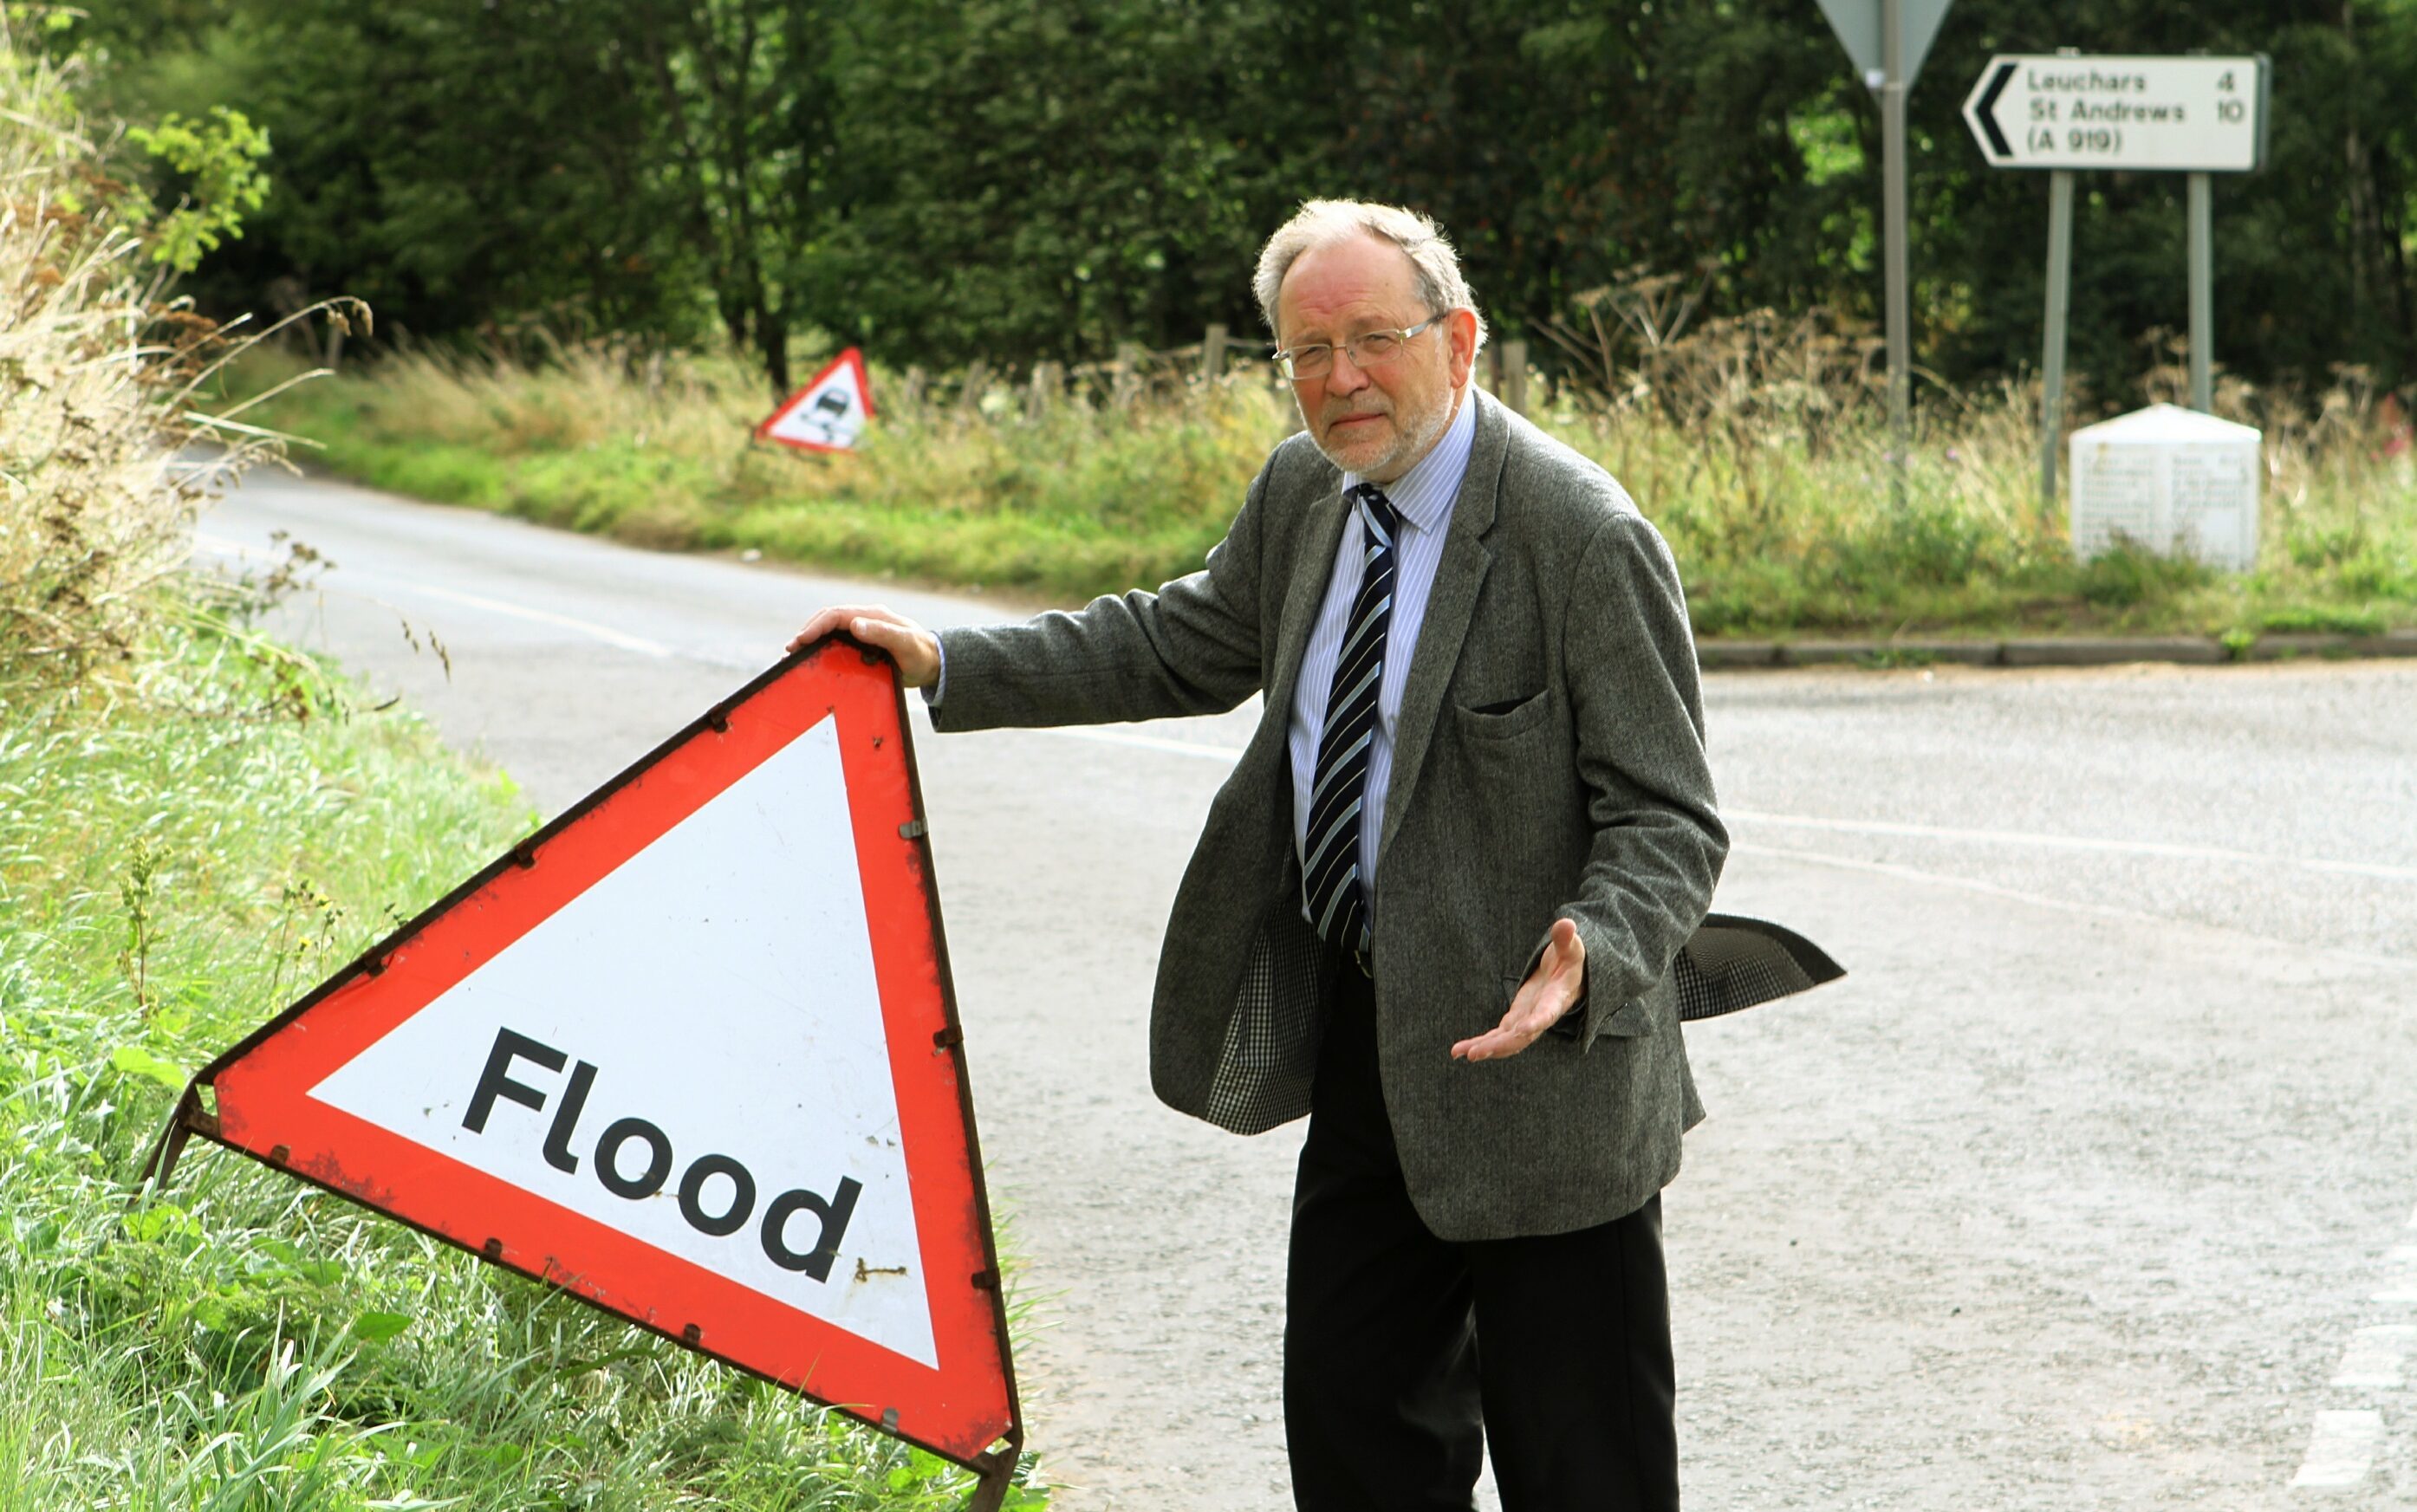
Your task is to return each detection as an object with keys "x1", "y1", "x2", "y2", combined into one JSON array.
[
  {"x1": 2375, "y1": 1248, "x2": 2417, "y2": 1303},
  {"x1": 1031, "y1": 733, "x2": 2417, "y2": 886},
  {"x1": 1726, "y1": 809, "x2": 2417, "y2": 884},
  {"x1": 184, "y1": 533, "x2": 2417, "y2": 894},
  {"x1": 1028, "y1": 726, "x2": 2417, "y2": 976},
  {"x1": 2333, "y1": 1325, "x2": 2417, "y2": 1388},
  {"x1": 193, "y1": 533, "x2": 677, "y2": 659},
  {"x1": 2291, "y1": 1410, "x2": 2384, "y2": 1489},
  {"x1": 355, "y1": 577, "x2": 678, "y2": 658},
  {"x1": 1731, "y1": 841, "x2": 2417, "y2": 974}
]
